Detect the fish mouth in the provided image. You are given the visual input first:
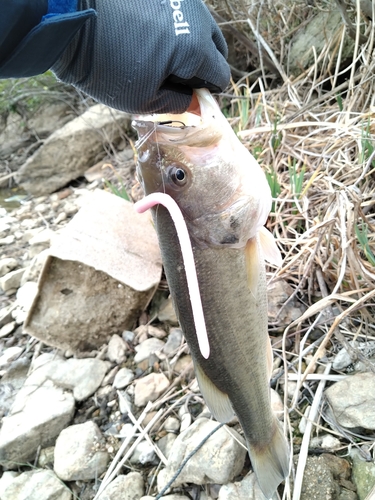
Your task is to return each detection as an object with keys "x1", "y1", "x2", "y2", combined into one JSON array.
[{"x1": 132, "y1": 89, "x2": 224, "y2": 148}]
